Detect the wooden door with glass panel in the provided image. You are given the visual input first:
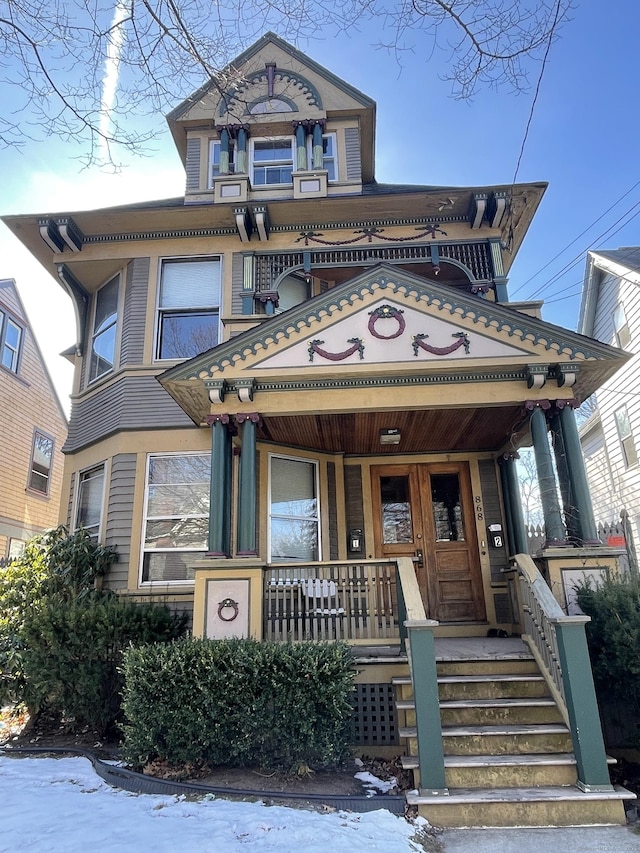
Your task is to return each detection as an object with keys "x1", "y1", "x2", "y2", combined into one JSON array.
[{"x1": 371, "y1": 463, "x2": 486, "y2": 622}]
